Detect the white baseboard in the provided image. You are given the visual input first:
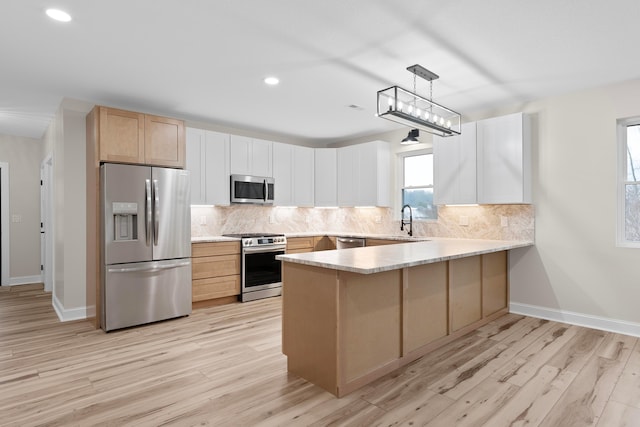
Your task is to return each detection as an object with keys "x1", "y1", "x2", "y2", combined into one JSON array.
[
  {"x1": 5, "y1": 275, "x2": 43, "y2": 286},
  {"x1": 510, "y1": 302, "x2": 640, "y2": 338},
  {"x1": 52, "y1": 294, "x2": 87, "y2": 322}
]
